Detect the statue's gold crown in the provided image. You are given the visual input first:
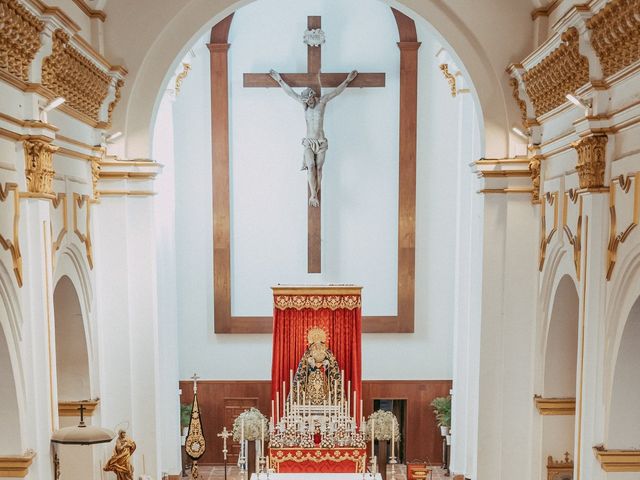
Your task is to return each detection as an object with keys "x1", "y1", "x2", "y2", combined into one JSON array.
[{"x1": 307, "y1": 326, "x2": 328, "y2": 345}]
